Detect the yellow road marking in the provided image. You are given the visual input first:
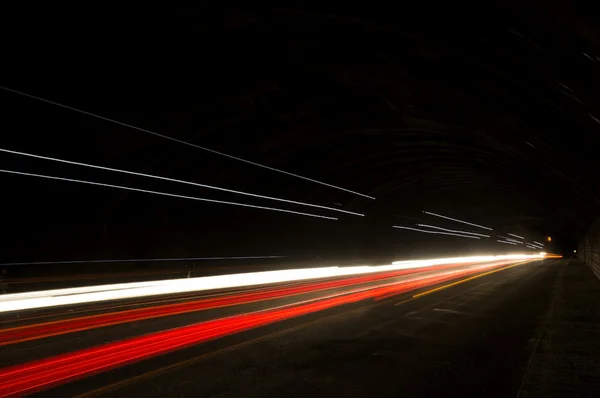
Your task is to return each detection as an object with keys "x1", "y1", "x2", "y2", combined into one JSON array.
[
  {"x1": 73, "y1": 259, "x2": 535, "y2": 396},
  {"x1": 411, "y1": 261, "x2": 529, "y2": 299}
]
